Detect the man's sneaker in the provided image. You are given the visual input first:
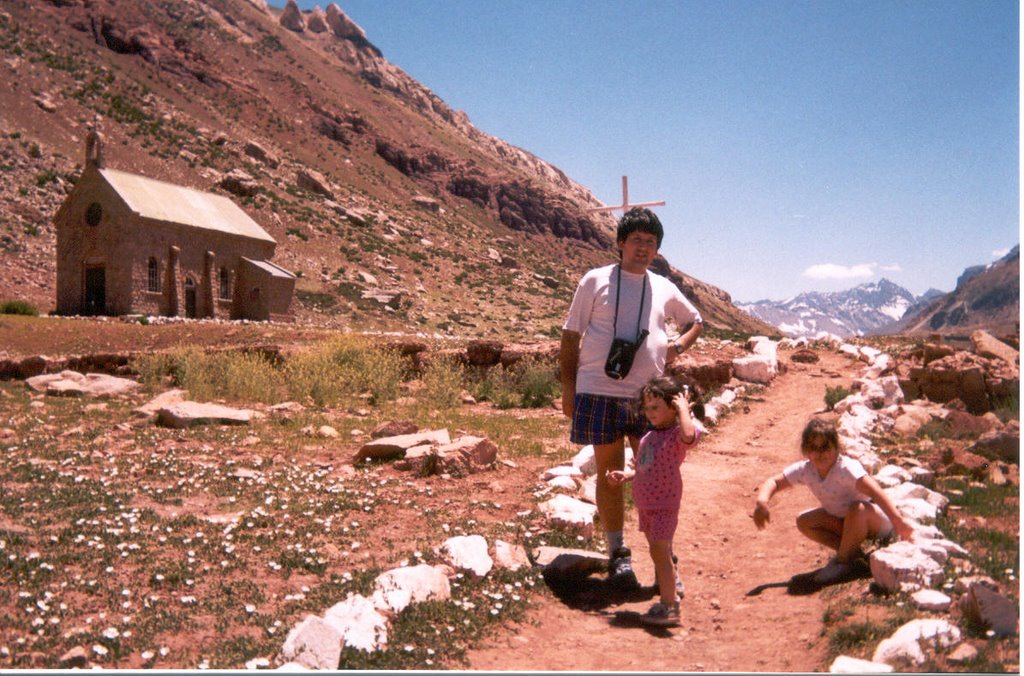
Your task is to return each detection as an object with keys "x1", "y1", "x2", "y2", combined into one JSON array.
[
  {"x1": 813, "y1": 558, "x2": 854, "y2": 585},
  {"x1": 640, "y1": 601, "x2": 681, "y2": 627},
  {"x1": 608, "y1": 546, "x2": 640, "y2": 590}
]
